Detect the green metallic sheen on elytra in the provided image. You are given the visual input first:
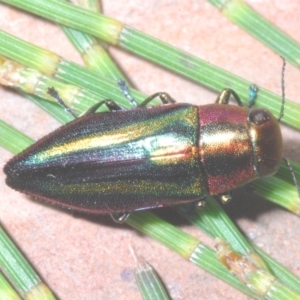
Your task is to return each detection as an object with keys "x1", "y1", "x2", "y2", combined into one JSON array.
[{"x1": 5, "y1": 104, "x2": 208, "y2": 214}]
